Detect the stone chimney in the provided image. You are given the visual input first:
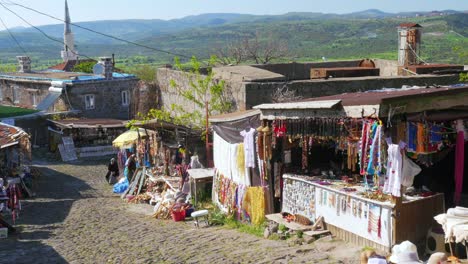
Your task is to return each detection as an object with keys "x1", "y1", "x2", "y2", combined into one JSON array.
[
  {"x1": 99, "y1": 57, "x2": 113, "y2": 80},
  {"x1": 17, "y1": 56, "x2": 32, "y2": 73}
]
